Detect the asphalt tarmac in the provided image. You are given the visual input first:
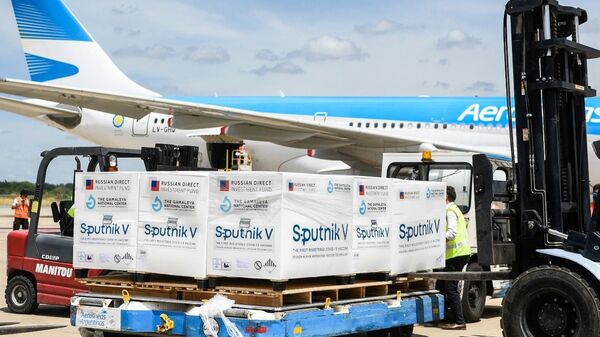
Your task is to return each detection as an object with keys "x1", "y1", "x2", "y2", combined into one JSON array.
[{"x1": 0, "y1": 207, "x2": 503, "y2": 336}]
